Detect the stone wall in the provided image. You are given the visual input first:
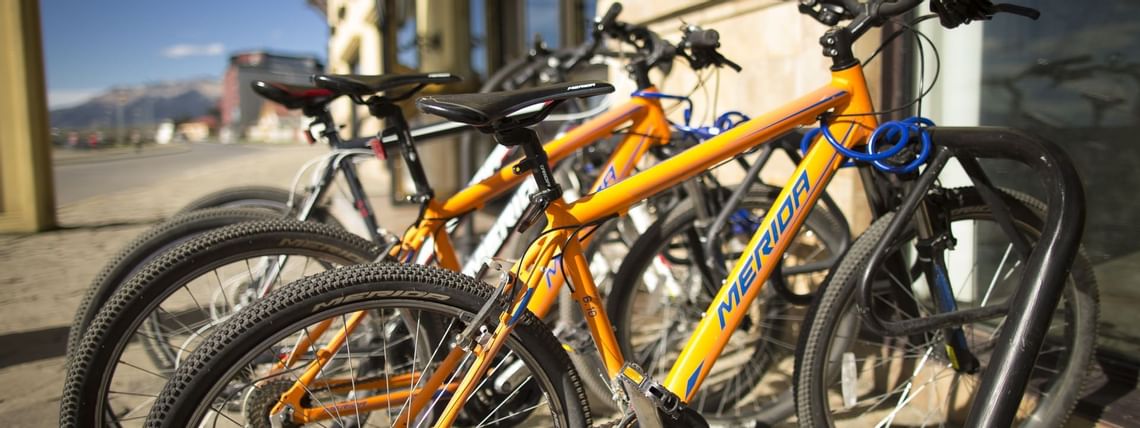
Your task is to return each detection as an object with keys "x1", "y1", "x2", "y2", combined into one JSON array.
[{"x1": 598, "y1": 0, "x2": 880, "y2": 231}]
